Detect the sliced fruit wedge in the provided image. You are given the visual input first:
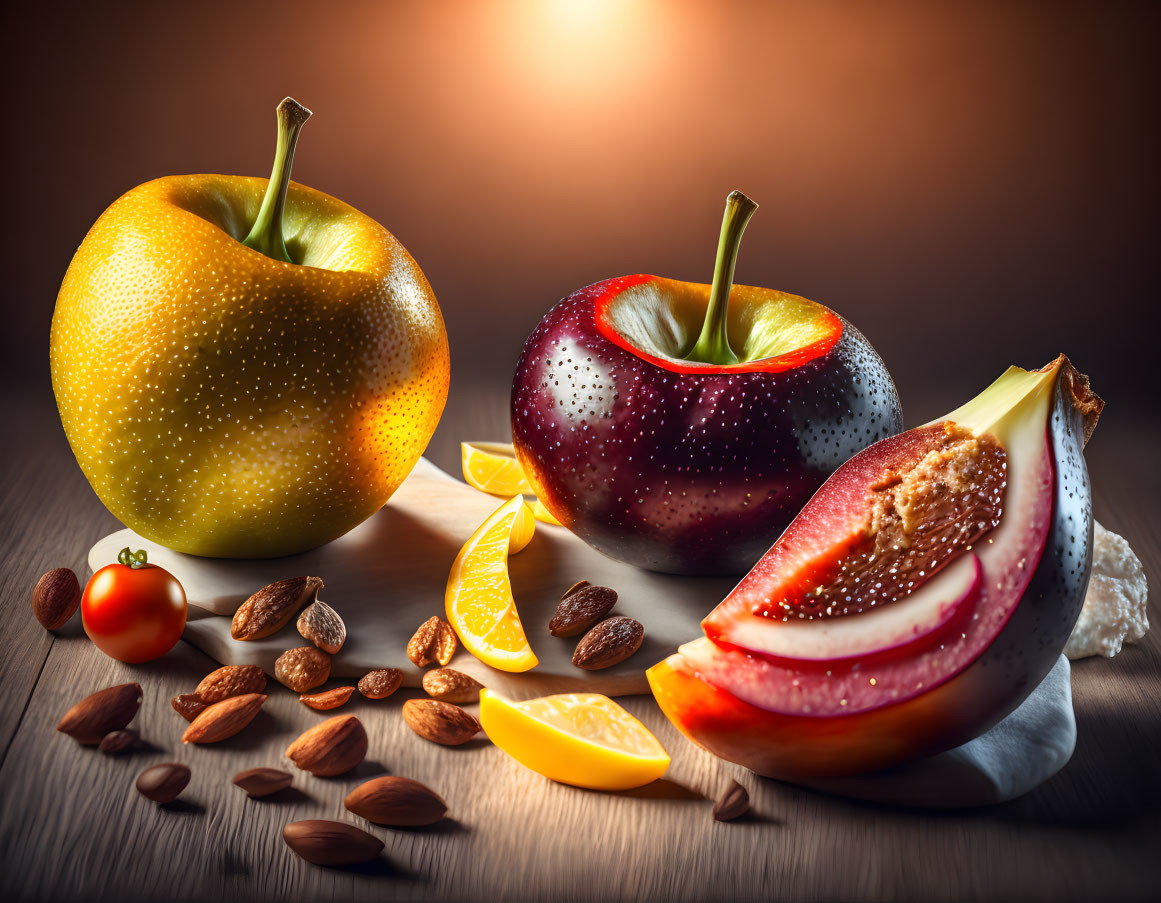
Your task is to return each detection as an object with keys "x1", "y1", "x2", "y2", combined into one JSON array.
[
  {"x1": 651, "y1": 355, "x2": 1102, "y2": 778},
  {"x1": 445, "y1": 496, "x2": 538, "y2": 672},
  {"x1": 479, "y1": 689, "x2": 670, "y2": 791},
  {"x1": 461, "y1": 441, "x2": 563, "y2": 525},
  {"x1": 461, "y1": 441, "x2": 534, "y2": 496}
]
